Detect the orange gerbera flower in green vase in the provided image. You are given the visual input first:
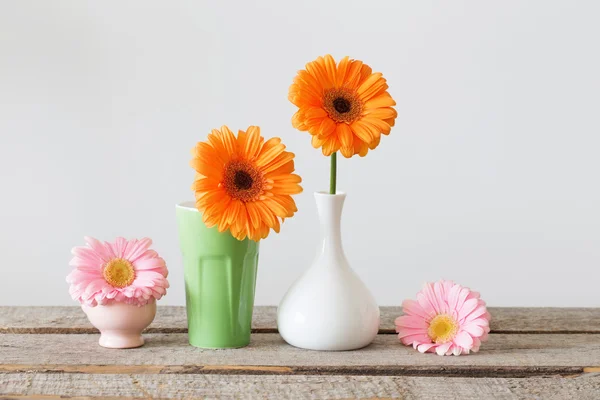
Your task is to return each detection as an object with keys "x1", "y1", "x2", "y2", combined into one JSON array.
[
  {"x1": 176, "y1": 125, "x2": 302, "y2": 349},
  {"x1": 278, "y1": 55, "x2": 397, "y2": 351}
]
